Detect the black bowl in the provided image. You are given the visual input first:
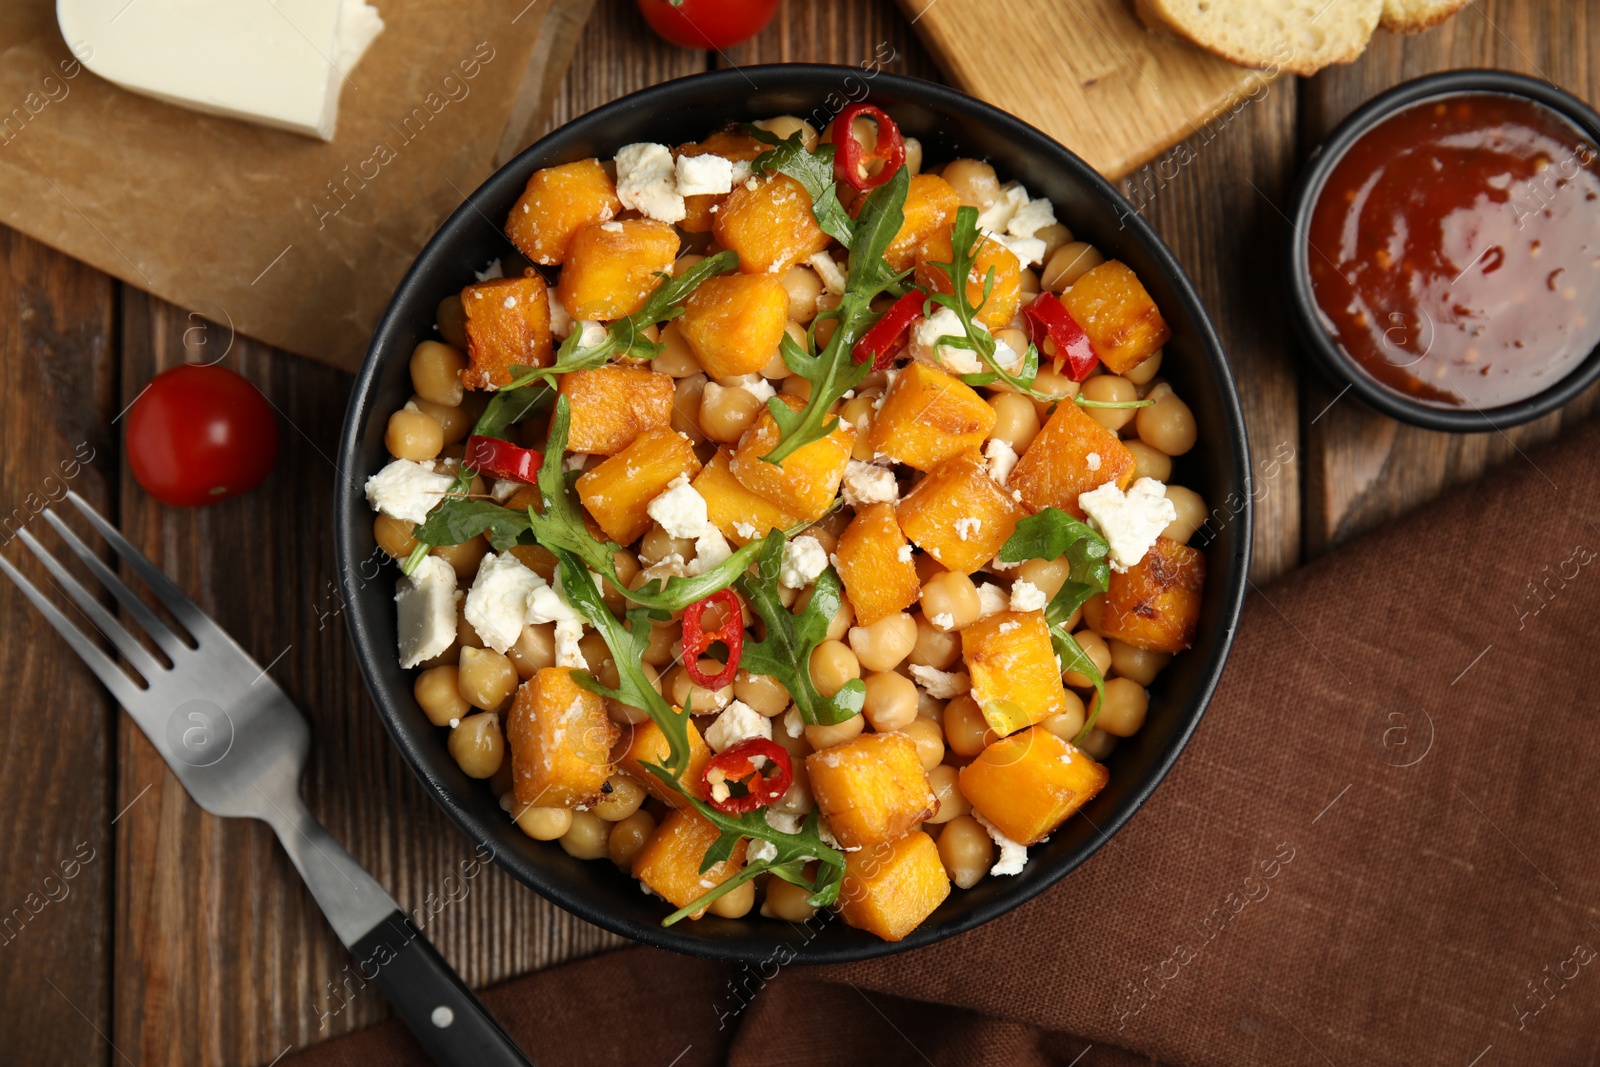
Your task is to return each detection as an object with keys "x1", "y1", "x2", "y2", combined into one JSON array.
[
  {"x1": 1285, "y1": 69, "x2": 1600, "y2": 432},
  {"x1": 335, "y1": 65, "x2": 1251, "y2": 965}
]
